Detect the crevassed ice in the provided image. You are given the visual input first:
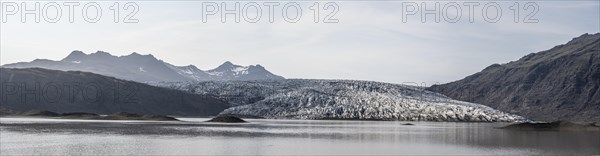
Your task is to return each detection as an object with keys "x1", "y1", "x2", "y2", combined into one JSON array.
[{"x1": 151, "y1": 80, "x2": 526, "y2": 122}]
